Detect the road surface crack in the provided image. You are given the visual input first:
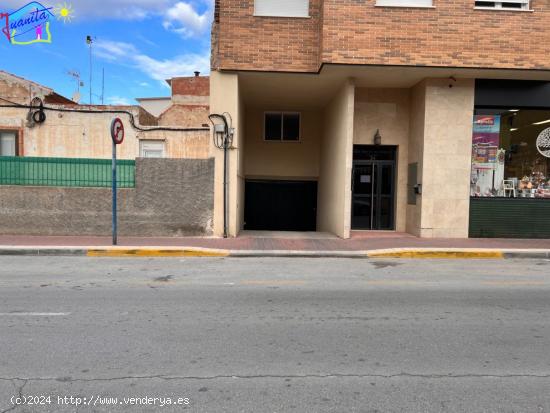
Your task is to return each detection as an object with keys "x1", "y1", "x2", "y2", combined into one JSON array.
[
  {"x1": 1, "y1": 373, "x2": 550, "y2": 383},
  {"x1": 1, "y1": 379, "x2": 26, "y2": 413}
]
